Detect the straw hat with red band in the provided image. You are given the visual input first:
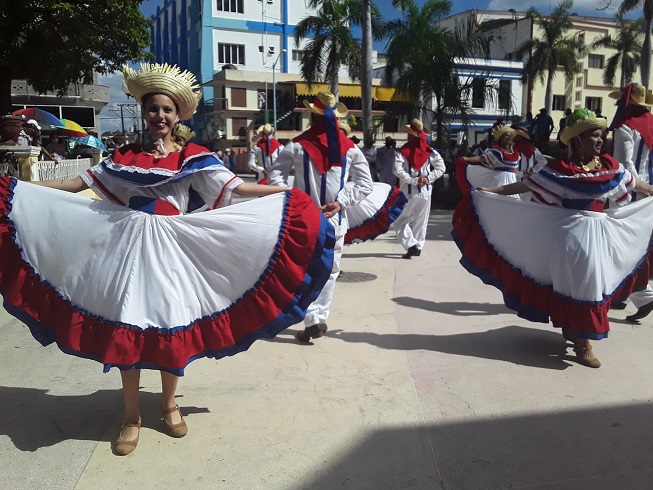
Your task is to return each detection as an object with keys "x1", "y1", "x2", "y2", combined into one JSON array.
[
  {"x1": 303, "y1": 92, "x2": 348, "y2": 118},
  {"x1": 405, "y1": 119, "x2": 423, "y2": 137},
  {"x1": 122, "y1": 63, "x2": 202, "y2": 121},
  {"x1": 608, "y1": 83, "x2": 653, "y2": 107},
  {"x1": 252, "y1": 123, "x2": 275, "y2": 142}
]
